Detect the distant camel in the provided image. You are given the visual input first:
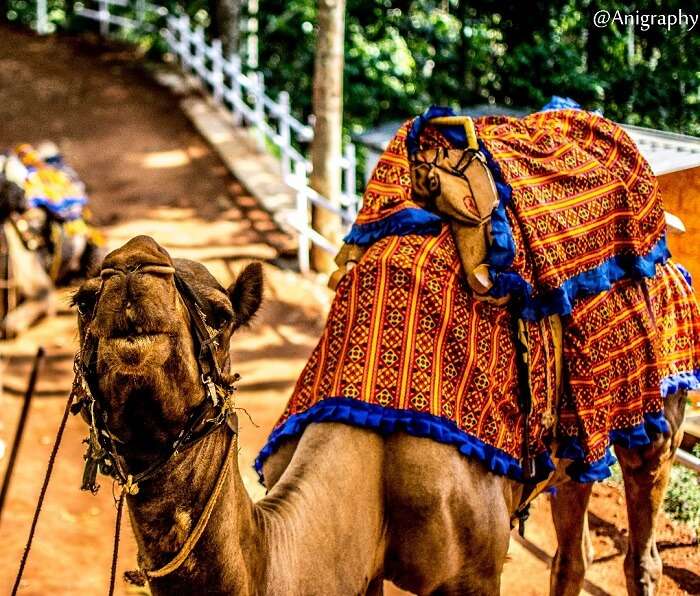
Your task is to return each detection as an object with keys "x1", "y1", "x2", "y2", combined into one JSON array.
[{"x1": 72, "y1": 235, "x2": 686, "y2": 595}]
